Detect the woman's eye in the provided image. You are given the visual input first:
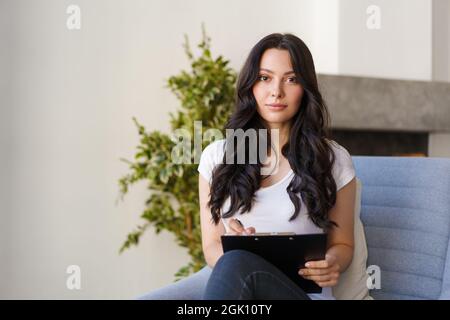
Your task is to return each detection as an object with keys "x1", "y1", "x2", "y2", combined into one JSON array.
[
  {"x1": 287, "y1": 77, "x2": 297, "y2": 83},
  {"x1": 257, "y1": 75, "x2": 297, "y2": 83}
]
